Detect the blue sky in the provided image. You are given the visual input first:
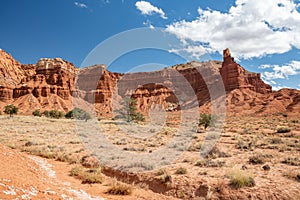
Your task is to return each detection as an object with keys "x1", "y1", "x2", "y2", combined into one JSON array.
[{"x1": 0, "y1": 0, "x2": 300, "y2": 90}]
